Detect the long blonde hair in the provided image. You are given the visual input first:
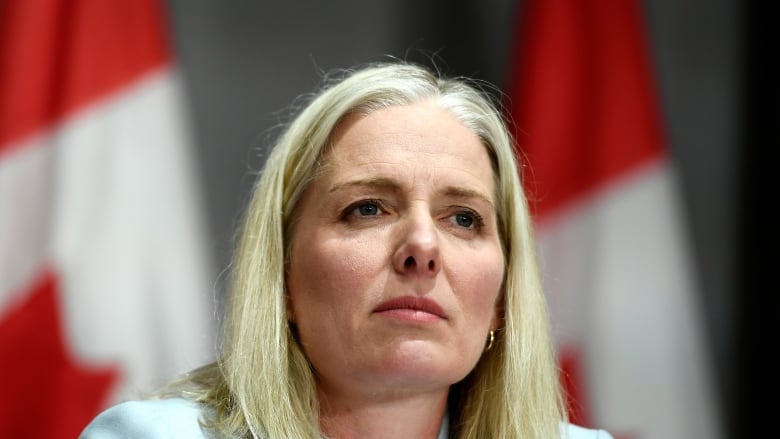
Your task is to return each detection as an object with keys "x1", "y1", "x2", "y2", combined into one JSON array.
[{"x1": 172, "y1": 61, "x2": 566, "y2": 438}]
